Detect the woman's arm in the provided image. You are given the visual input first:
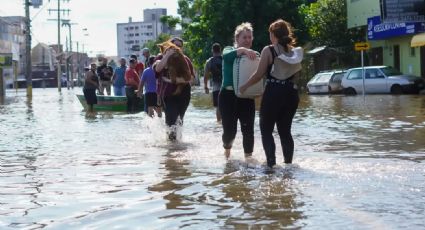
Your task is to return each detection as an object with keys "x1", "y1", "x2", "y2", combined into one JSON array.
[
  {"x1": 137, "y1": 80, "x2": 145, "y2": 97},
  {"x1": 239, "y1": 46, "x2": 271, "y2": 94},
  {"x1": 236, "y1": 47, "x2": 257, "y2": 60},
  {"x1": 154, "y1": 49, "x2": 174, "y2": 72}
]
